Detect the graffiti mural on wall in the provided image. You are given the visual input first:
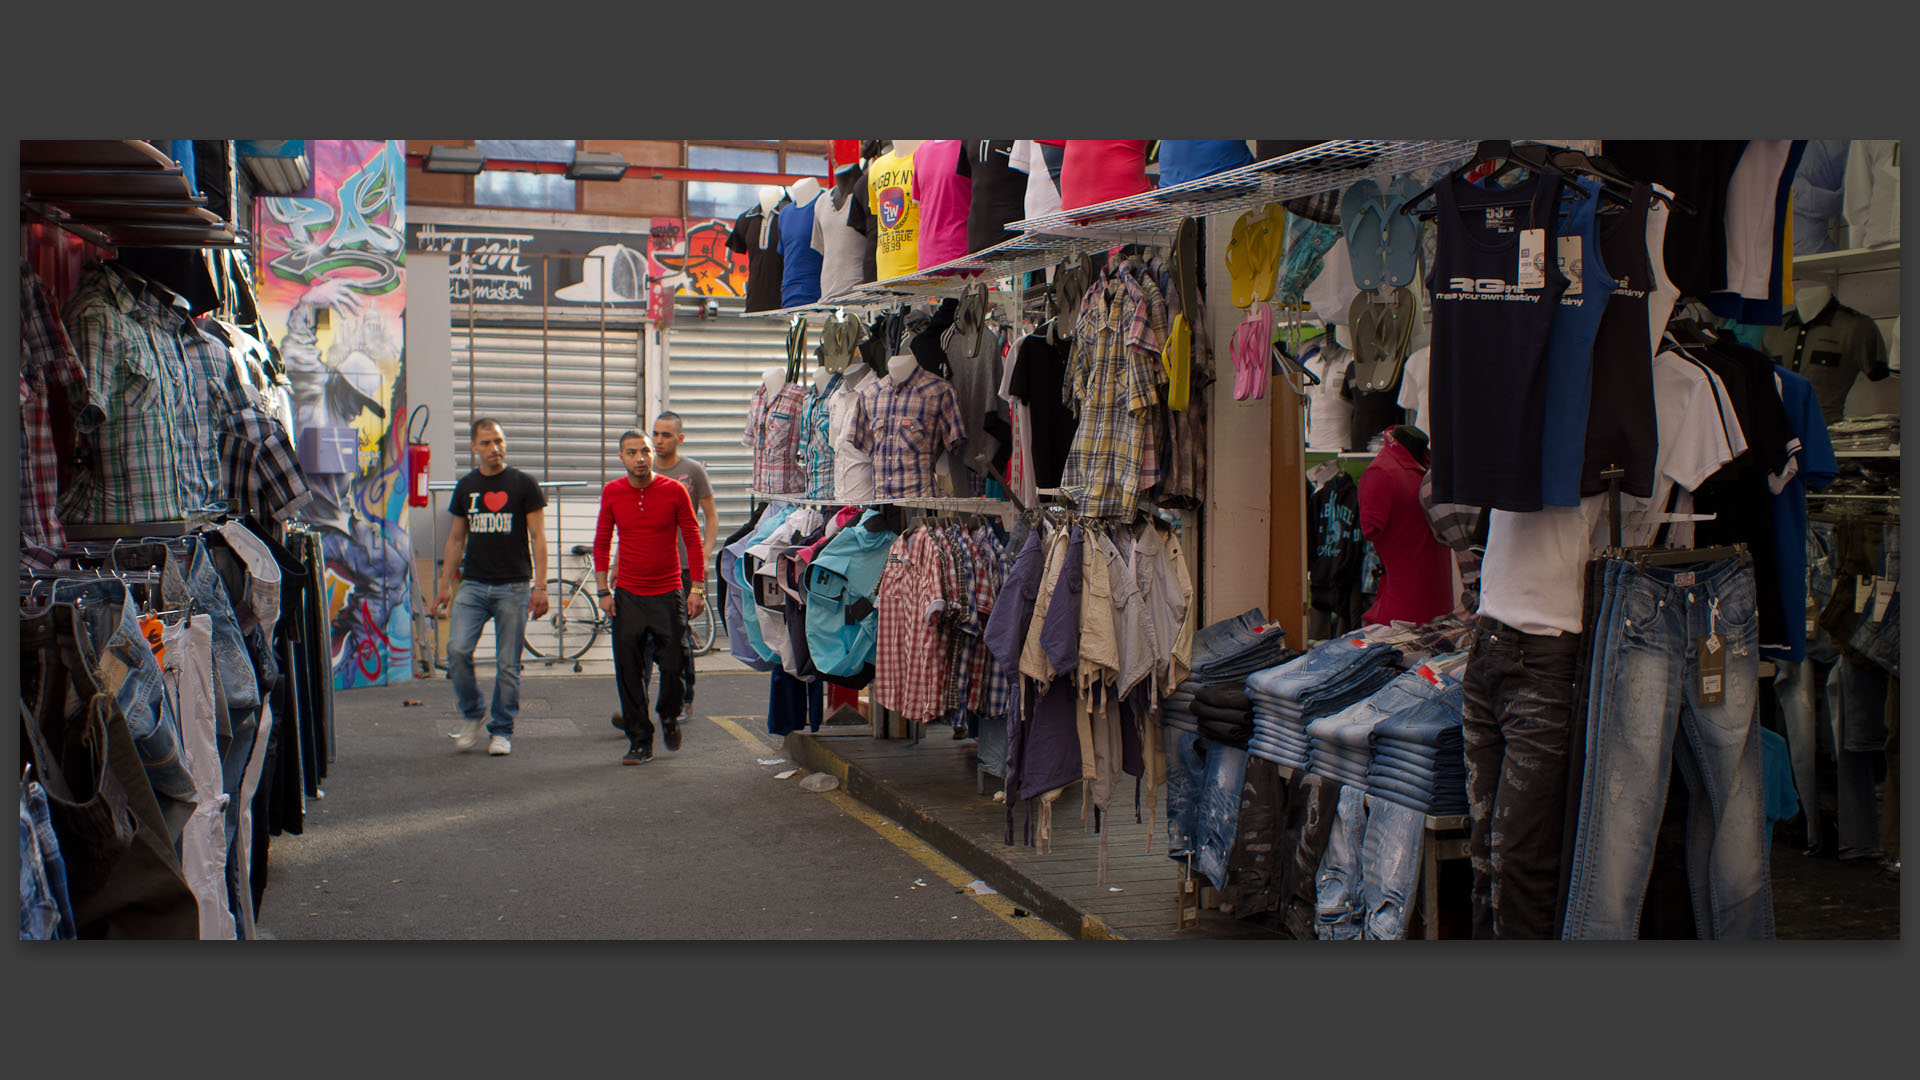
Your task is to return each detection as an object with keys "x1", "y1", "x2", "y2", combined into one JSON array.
[
  {"x1": 256, "y1": 139, "x2": 414, "y2": 690},
  {"x1": 647, "y1": 217, "x2": 749, "y2": 298}
]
